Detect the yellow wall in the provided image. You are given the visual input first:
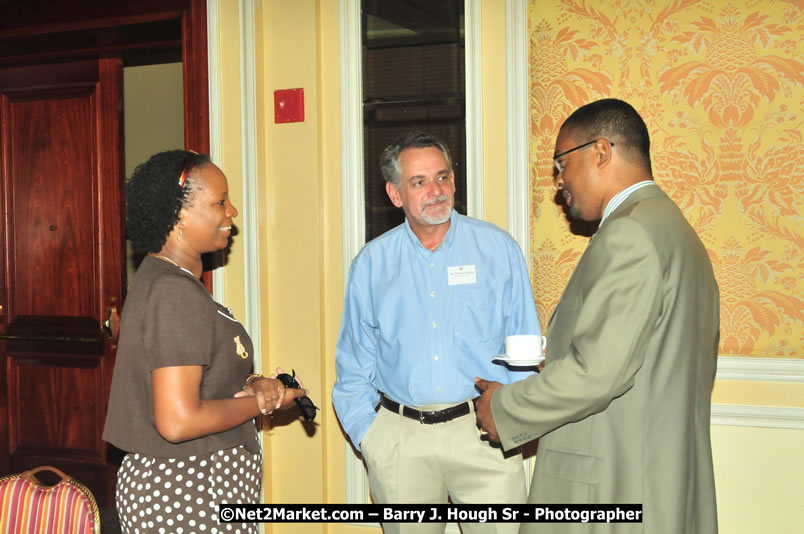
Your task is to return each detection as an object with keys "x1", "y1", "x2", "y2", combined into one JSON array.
[
  {"x1": 256, "y1": 0, "x2": 344, "y2": 532},
  {"x1": 712, "y1": 425, "x2": 804, "y2": 532},
  {"x1": 481, "y1": 0, "x2": 509, "y2": 226},
  {"x1": 527, "y1": 0, "x2": 804, "y2": 532},
  {"x1": 526, "y1": 0, "x2": 803, "y2": 358},
  {"x1": 210, "y1": 1, "x2": 803, "y2": 533}
]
